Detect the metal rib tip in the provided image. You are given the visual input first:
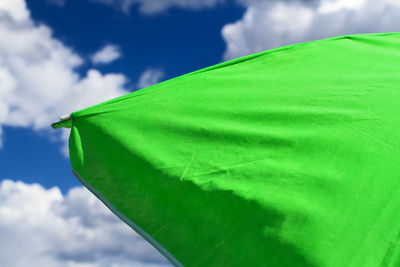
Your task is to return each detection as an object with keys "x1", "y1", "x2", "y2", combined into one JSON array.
[
  {"x1": 60, "y1": 114, "x2": 72, "y2": 121},
  {"x1": 52, "y1": 113, "x2": 72, "y2": 129}
]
